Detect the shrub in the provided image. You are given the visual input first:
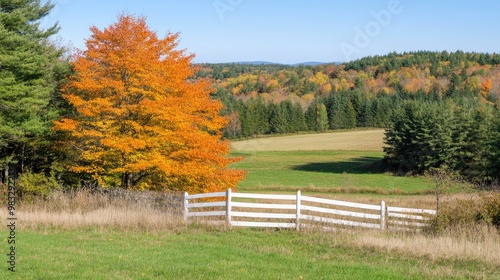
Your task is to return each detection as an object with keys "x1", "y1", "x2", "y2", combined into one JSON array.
[
  {"x1": 0, "y1": 183, "x2": 7, "y2": 205},
  {"x1": 18, "y1": 170, "x2": 61, "y2": 200},
  {"x1": 428, "y1": 192, "x2": 500, "y2": 233},
  {"x1": 478, "y1": 192, "x2": 500, "y2": 228},
  {"x1": 428, "y1": 198, "x2": 482, "y2": 233}
]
